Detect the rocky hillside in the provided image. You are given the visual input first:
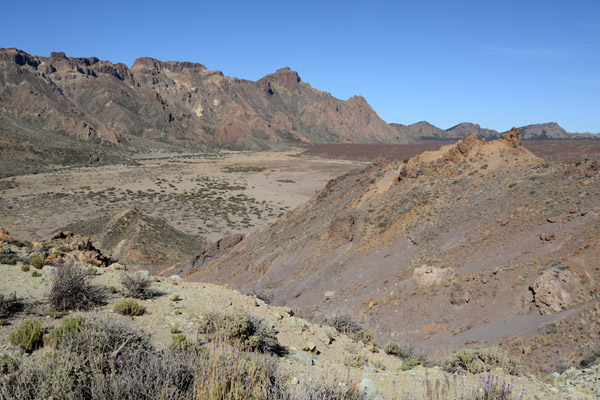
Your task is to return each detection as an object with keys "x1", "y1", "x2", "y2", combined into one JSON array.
[
  {"x1": 0, "y1": 48, "x2": 405, "y2": 155},
  {"x1": 63, "y1": 207, "x2": 207, "y2": 273},
  {"x1": 0, "y1": 233, "x2": 597, "y2": 399},
  {"x1": 393, "y1": 121, "x2": 599, "y2": 141},
  {"x1": 184, "y1": 129, "x2": 600, "y2": 374}
]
